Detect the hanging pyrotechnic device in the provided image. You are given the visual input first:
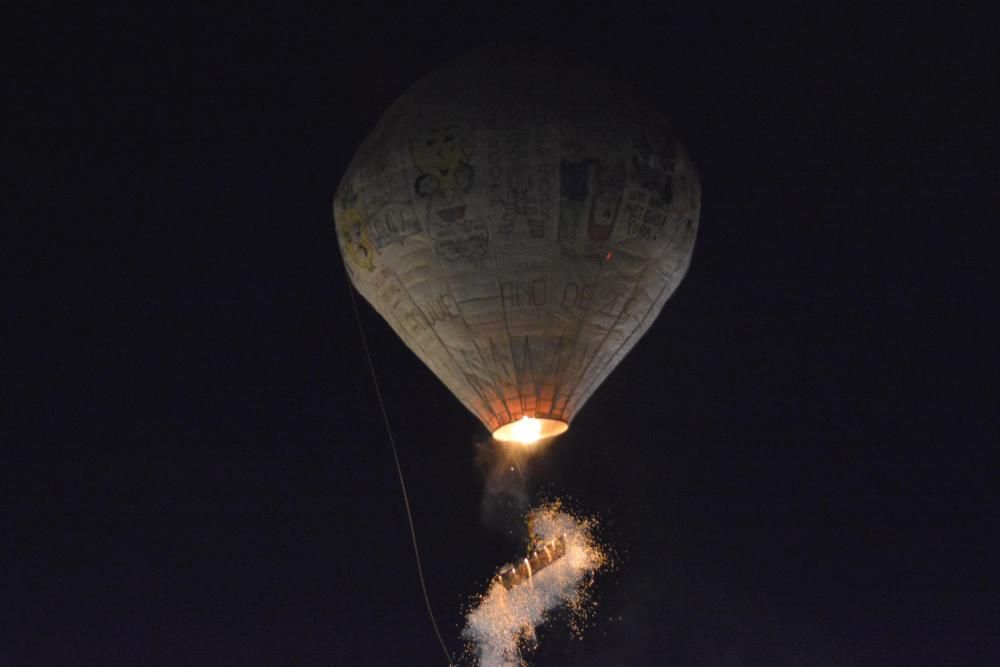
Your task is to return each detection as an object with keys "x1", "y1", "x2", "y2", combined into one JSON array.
[{"x1": 493, "y1": 534, "x2": 567, "y2": 590}]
